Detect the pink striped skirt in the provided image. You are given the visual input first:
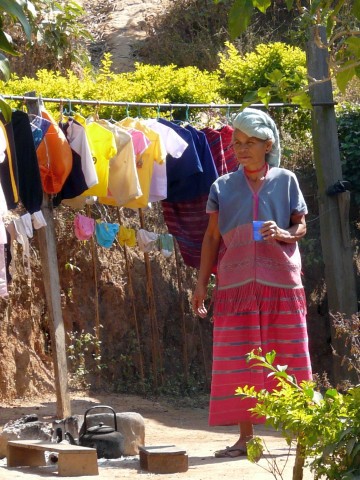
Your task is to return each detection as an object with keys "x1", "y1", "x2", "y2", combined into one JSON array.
[{"x1": 209, "y1": 281, "x2": 312, "y2": 426}]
